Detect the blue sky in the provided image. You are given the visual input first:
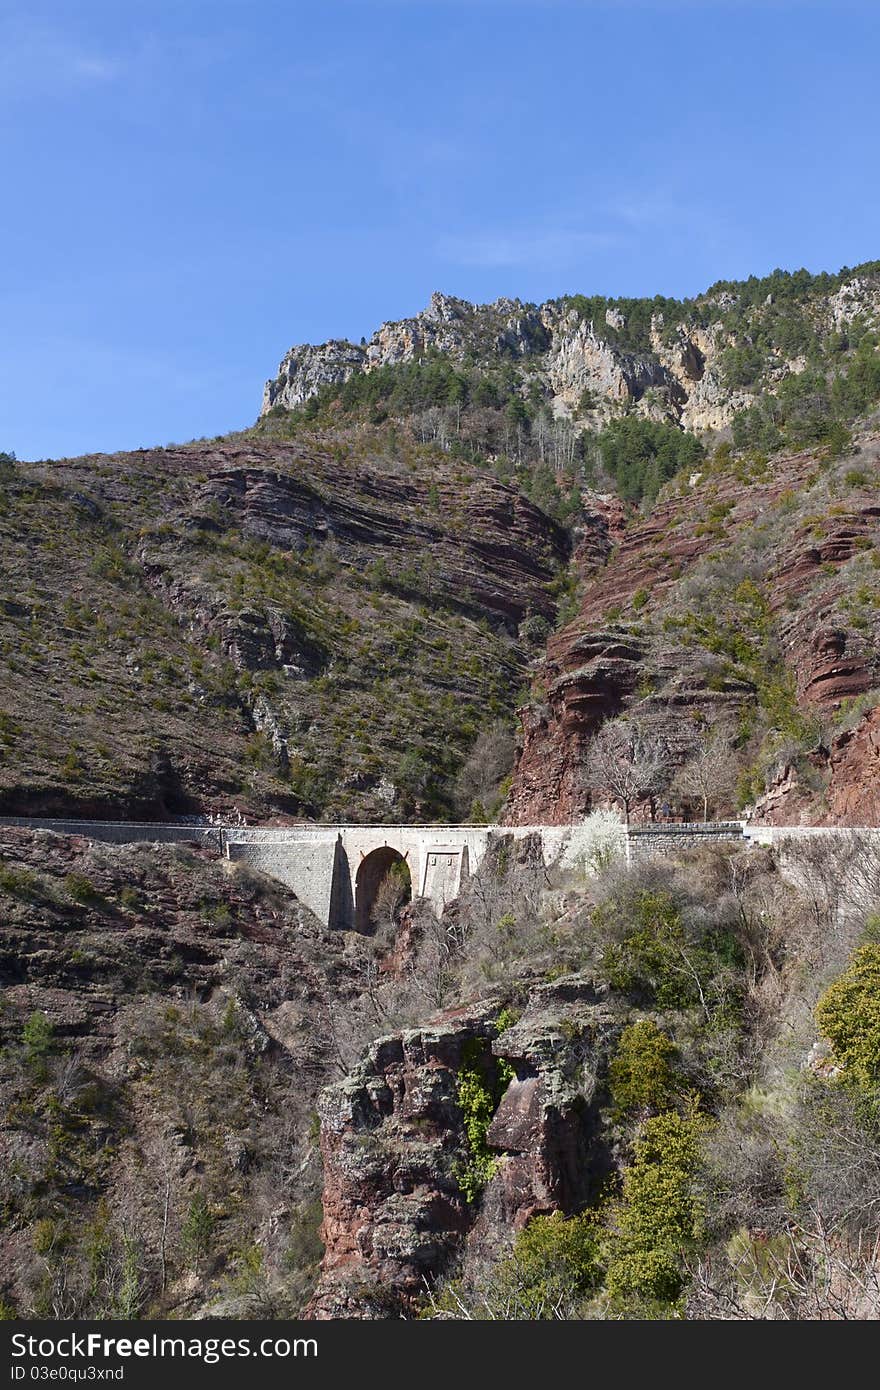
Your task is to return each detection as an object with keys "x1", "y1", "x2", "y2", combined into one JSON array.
[{"x1": 3, "y1": 0, "x2": 879, "y2": 460}]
